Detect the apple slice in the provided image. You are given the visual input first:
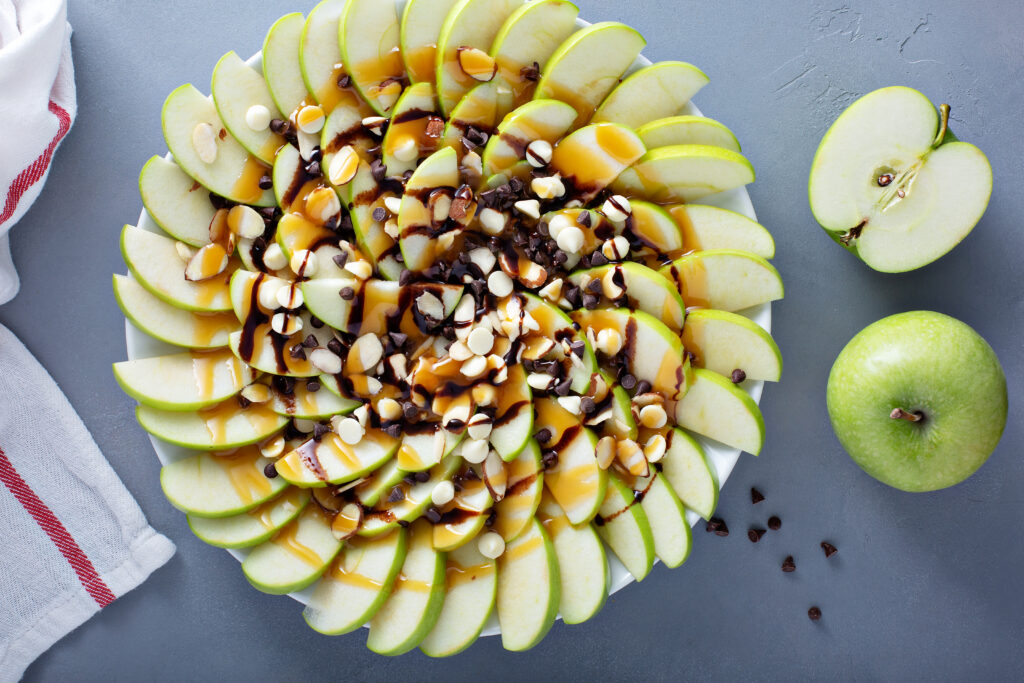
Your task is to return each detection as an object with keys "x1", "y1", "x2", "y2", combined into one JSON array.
[
  {"x1": 383, "y1": 82, "x2": 439, "y2": 176},
  {"x1": 660, "y1": 249, "x2": 783, "y2": 312},
  {"x1": 276, "y1": 430, "x2": 400, "y2": 487},
  {"x1": 627, "y1": 199, "x2": 682, "y2": 255},
  {"x1": 242, "y1": 506, "x2": 344, "y2": 595},
  {"x1": 338, "y1": 0, "x2": 405, "y2": 115},
  {"x1": 612, "y1": 145, "x2": 755, "y2": 204},
  {"x1": 683, "y1": 309, "x2": 782, "y2": 382},
  {"x1": 161, "y1": 84, "x2": 274, "y2": 206},
  {"x1": 675, "y1": 368, "x2": 765, "y2": 455},
  {"x1": 489, "y1": 0, "x2": 579, "y2": 110},
  {"x1": 228, "y1": 329, "x2": 319, "y2": 379},
  {"x1": 431, "y1": 465, "x2": 494, "y2": 552},
  {"x1": 400, "y1": 0, "x2": 461, "y2": 84},
  {"x1": 269, "y1": 381, "x2": 360, "y2": 419},
  {"x1": 536, "y1": 490, "x2": 608, "y2": 625},
  {"x1": 273, "y1": 213, "x2": 350, "y2": 280},
  {"x1": 668, "y1": 204, "x2": 775, "y2": 259},
  {"x1": 435, "y1": 0, "x2": 524, "y2": 116},
  {"x1": 113, "y1": 348, "x2": 256, "y2": 411},
  {"x1": 482, "y1": 99, "x2": 577, "y2": 176},
  {"x1": 497, "y1": 516, "x2": 559, "y2": 651},
  {"x1": 121, "y1": 225, "x2": 235, "y2": 312},
  {"x1": 160, "y1": 446, "x2": 286, "y2": 517},
  {"x1": 549, "y1": 122, "x2": 646, "y2": 202},
  {"x1": 299, "y1": 0, "x2": 373, "y2": 116},
  {"x1": 343, "y1": 161, "x2": 403, "y2": 280},
  {"x1": 628, "y1": 471, "x2": 691, "y2": 568},
  {"x1": 594, "y1": 475, "x2": 655, "y2": 581},
  {"x1": 420, "y1": 541, "x2": 498, "y2": 657},
  {"x1": 211, "y1": 51, "x2": 286, "y2": 164},
  {"x1": 809, "y1": 86, "x2": 992, "y2": 272},
  {"x1": 658, "y1": 427, "x2": 717, "y2": 520},
  {"x1": 637, "y1": 115, "x2": 741, "y2": 153},
  {"x1": 493, "y1": 440, "x2": 542, "y2": 542},
  {"x1": 568, "y1": 262, "x2": 686, "y2": 333},
  {"x1": 114, "y1": 274, "x2": 239, "y2": 349},
  {"x1": 360, "y1": 456, "x2": 462, "y2": 537},
  {"x1": 301, "y1": 278, "x2": 396, "y2": 334},
  {"x1": 535, "y1": 398, "x2": 606, "y2": 525},
  {"x1": 262, "y1": 13, "x2": 309, "y2": 117},
  {"x1": 571, "y1": 308, "x2": 691, "y2": 400},
  {"x1": 304, "y1": 530, "x2": 408, "y2": 635},
  {"x1": 520, "y1": 294, "x2": 596, "y2": 394},
  {"x1": 592, "y1": 61, "x2": 709, "y2": 129},
  {"x1": 188, "y1": 487, "x2": 310, "y2": 549},
  {"x1": 489, "y1": 363, "x2": 533, "y2": 461},
  {"x1": 138, "y1": 156, "x2": 218, "y2": 247},
  {"x1": 534, "y1": 22, "x2": 645, "y2": 129},
  {"x1": 397, "y1": 429, "x2": 463, "y2": 473},
  {"x1": 137, "y1": 399, "x2": 287, "y2": 451},
  {"x1": 367, "y1": 520, "x2": 447, "y2": 655},
  {"x1": 353, "y1": 459, "x2": 407, "y2": 507},
  {"x1": 440, "y1": 82, "x2": 509, "y2": 155},
  {"x1": 398, "y1": 146, "x2": 461, "y2": 271},
  {"x1": 272, "y1": 143, "x2": 306, "y2": 209}
]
